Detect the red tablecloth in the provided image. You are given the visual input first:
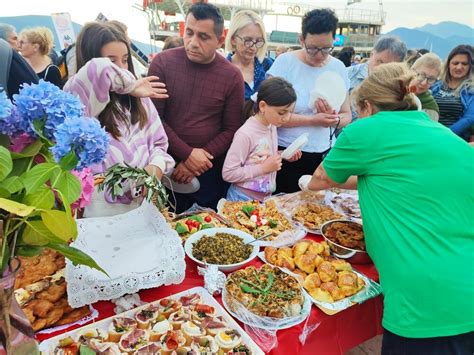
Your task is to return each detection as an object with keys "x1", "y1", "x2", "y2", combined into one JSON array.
[{"x1": 37, "y1": 235, "x2": 384, "y2": 354}]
